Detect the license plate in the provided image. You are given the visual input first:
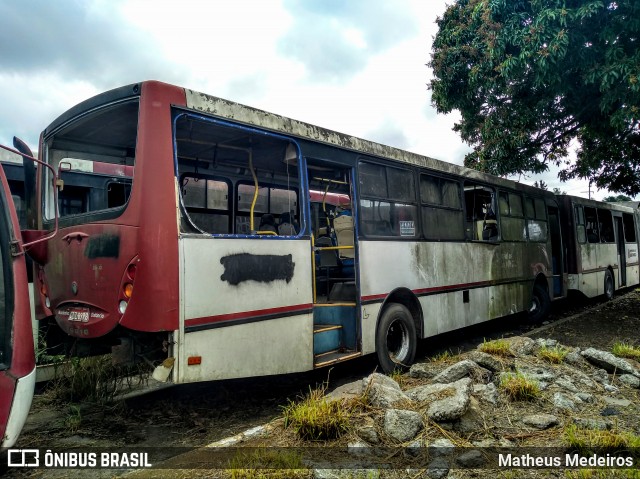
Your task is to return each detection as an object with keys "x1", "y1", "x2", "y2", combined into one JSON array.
[{"x1": 68, "y1": 307, "x2": 90, "y2": 323}]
